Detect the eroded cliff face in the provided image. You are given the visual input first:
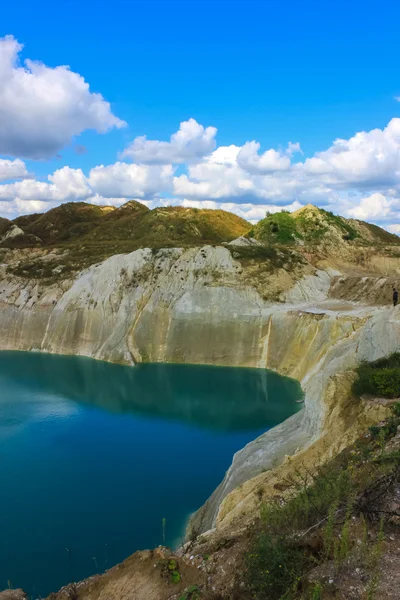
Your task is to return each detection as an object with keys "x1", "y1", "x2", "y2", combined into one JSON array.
[
  {"x1": 1, "y1": 245, "x2": 400, "y2": 538},
  {"x1": 0, "y1": 246, "x2": 307, "y2": 365}
]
